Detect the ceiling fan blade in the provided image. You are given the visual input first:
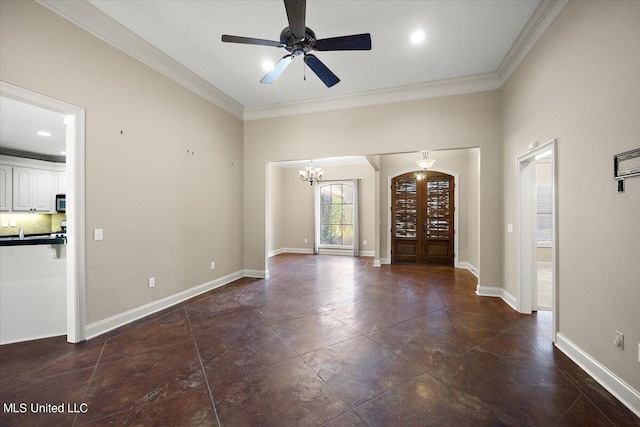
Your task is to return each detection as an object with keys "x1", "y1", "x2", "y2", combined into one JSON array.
[
  {"x1": 314, "y1": 33, "x2": 372, "y2": 51},
  {"x1": 260, "y1": 55, "x2": 294, "y2": 84},
  {"x1": 221, "y1": 35, "x2": 284, "y2": 48},
  {"x1": 304, "y1": 54, "x2": 340, "y2": 88},
  {"x1": 284, "y1": 0, "x2": 306, "y2": 40}
]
